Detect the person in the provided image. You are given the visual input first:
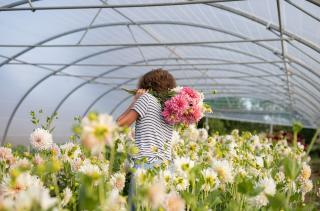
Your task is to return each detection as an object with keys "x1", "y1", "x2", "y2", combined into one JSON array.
[
  {"x1": 116, "y1": 68, "x2": 176, "y2": 167},
  {"x1": 116, "y1": 69, "x2": 176, "y2": 210}
]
